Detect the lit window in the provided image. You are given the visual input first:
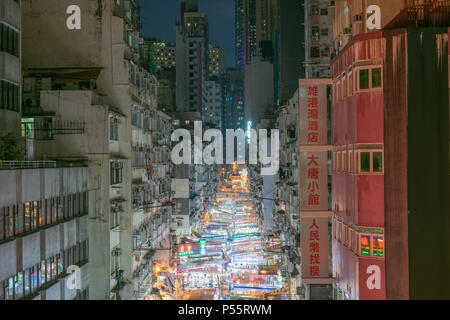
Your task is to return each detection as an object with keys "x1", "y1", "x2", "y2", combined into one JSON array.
[
  {"x1": 372, "y1": 236, "x2": 384, "y2": 257},
  {"x1": 360, "y1": 235, "x2": 371, "y2": 256}
]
